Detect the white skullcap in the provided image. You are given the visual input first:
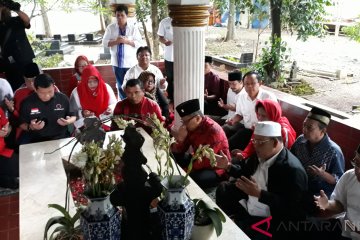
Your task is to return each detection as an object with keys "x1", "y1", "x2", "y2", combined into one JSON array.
[{"x1": 254, "y1": 121, "x2": 281, "y2": 137}]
